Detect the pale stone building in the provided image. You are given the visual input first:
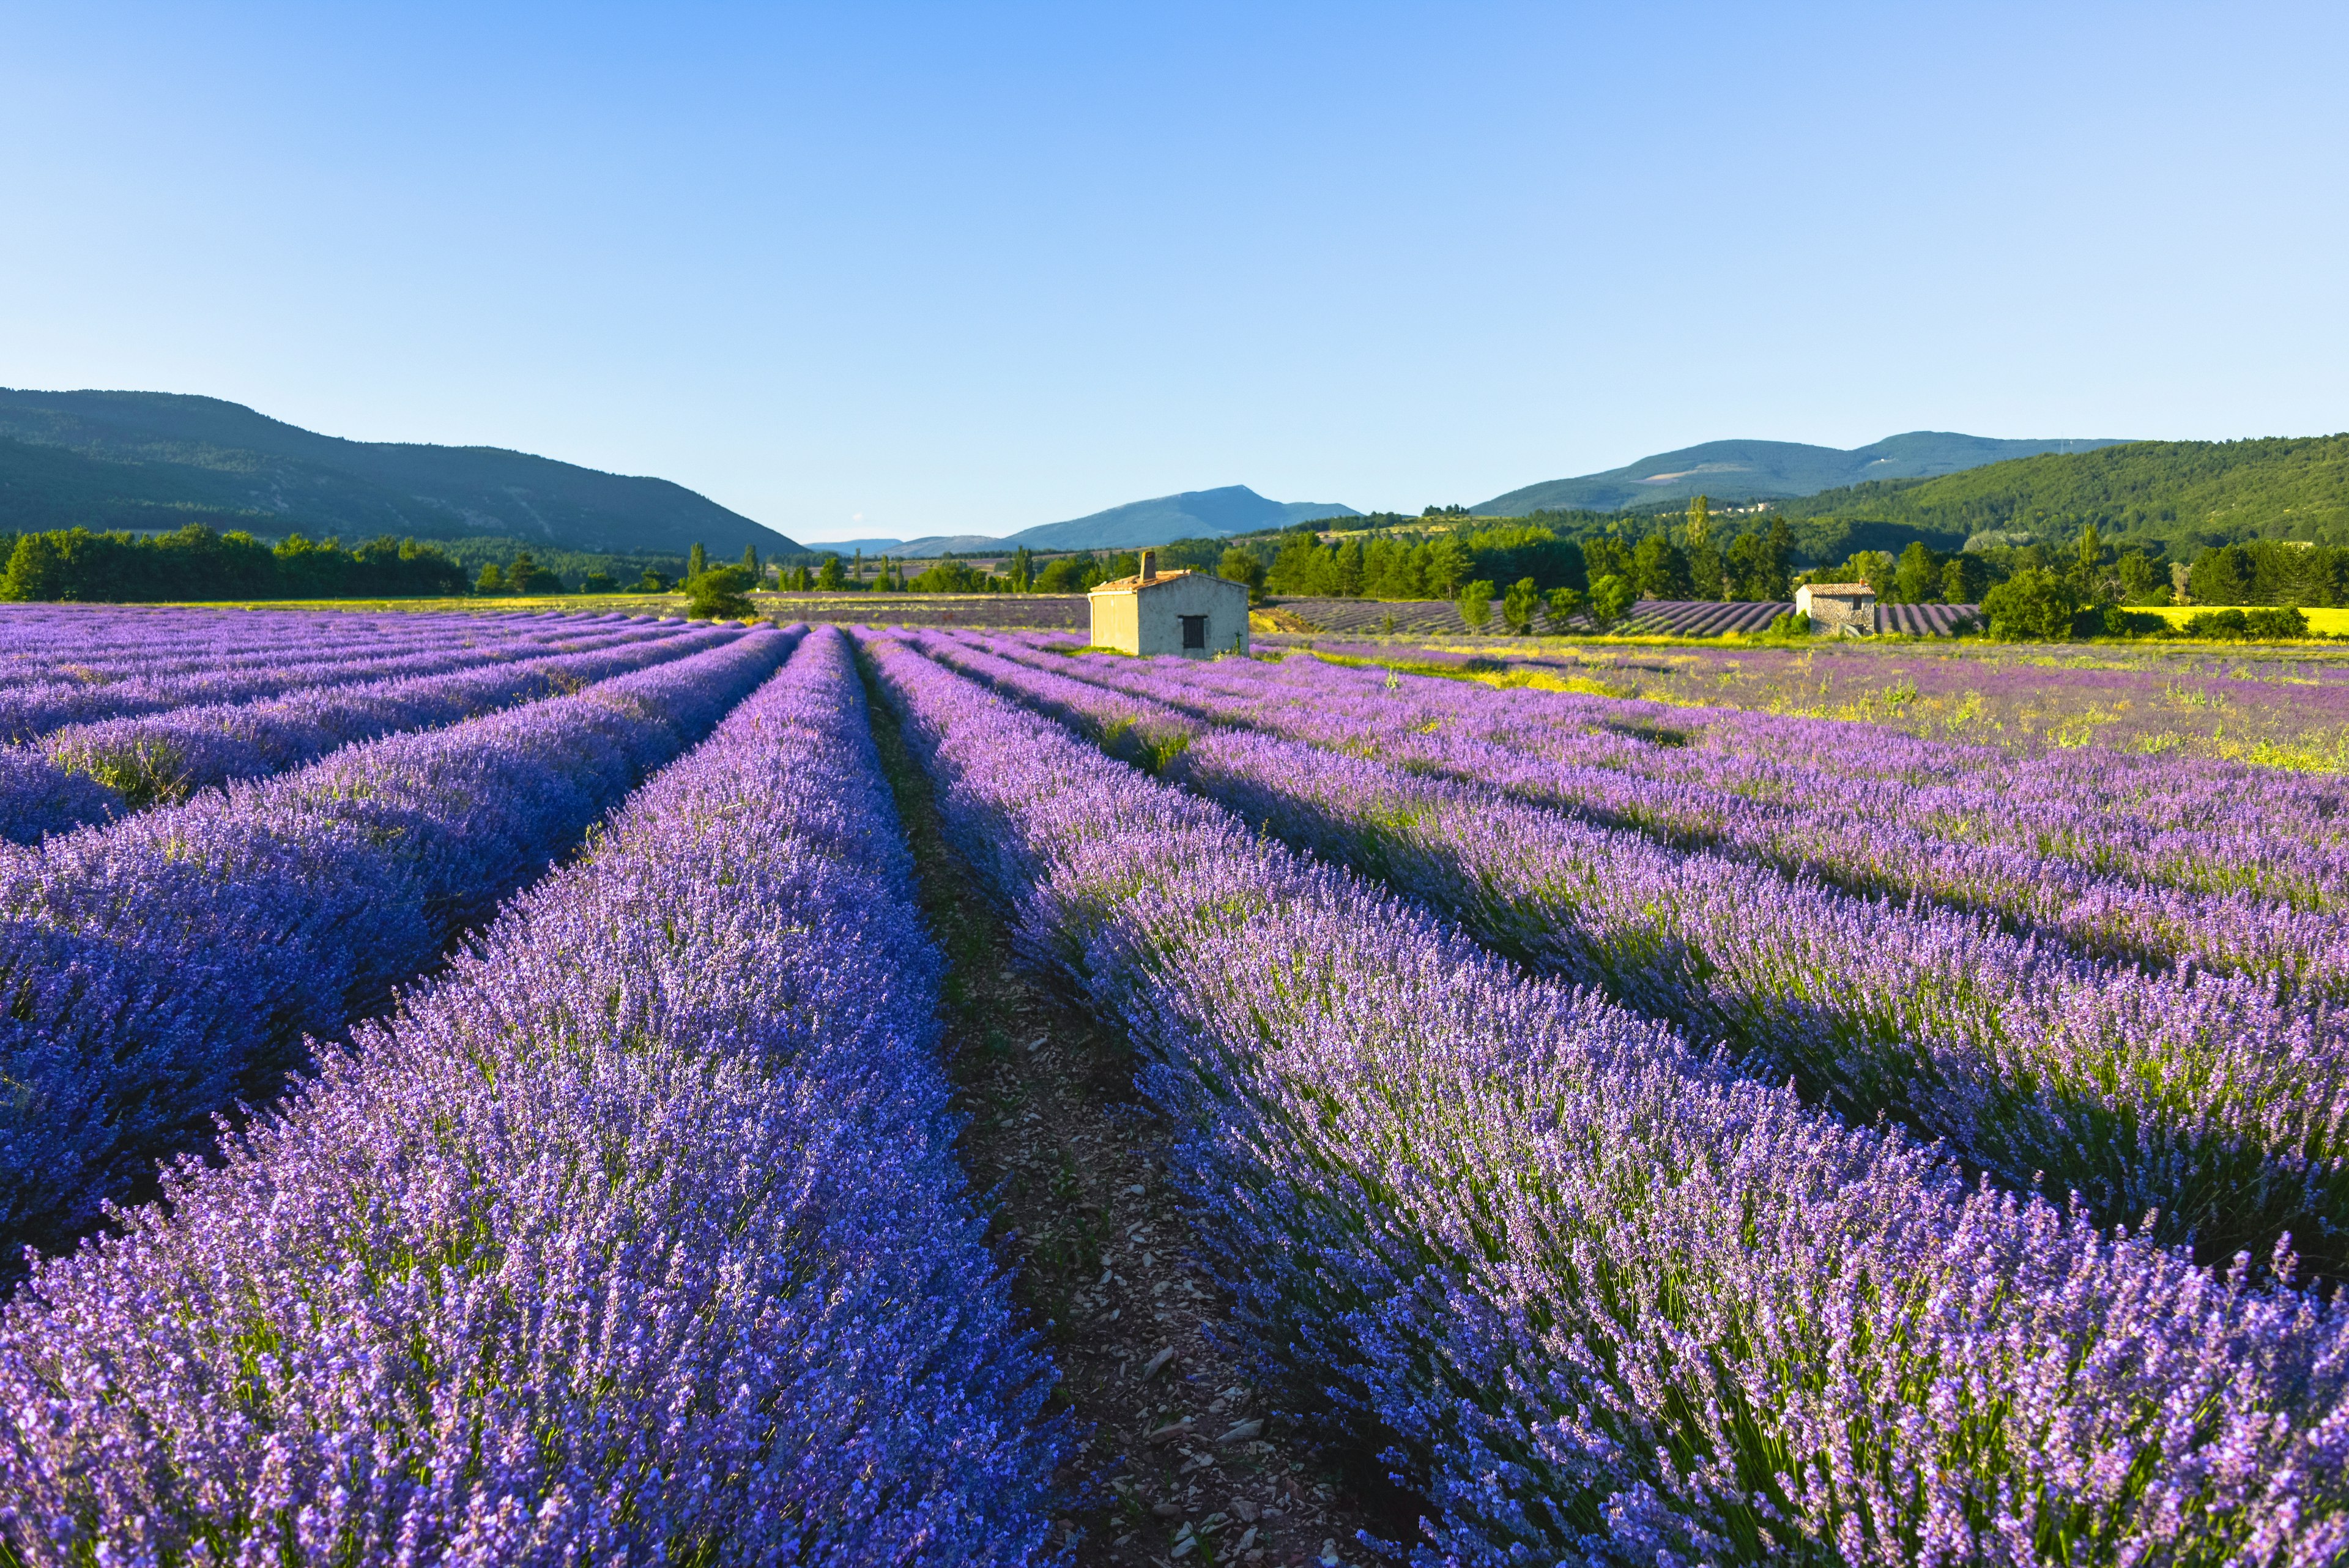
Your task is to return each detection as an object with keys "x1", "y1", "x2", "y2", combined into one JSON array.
[
  {"x1": 1086, "y1": 551, "x2": 1251, "y2": 658},
  {"x1": 1794, "y1": 582, "x2": 1878, "y2": 636}
]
